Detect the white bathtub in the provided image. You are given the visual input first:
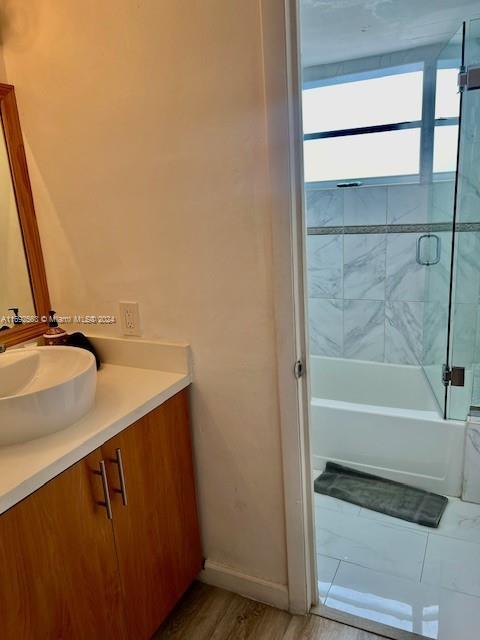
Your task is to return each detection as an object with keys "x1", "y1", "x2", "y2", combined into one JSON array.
[{"x1": 309, "y1": 356, "x2": 466, "y2": 496}]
